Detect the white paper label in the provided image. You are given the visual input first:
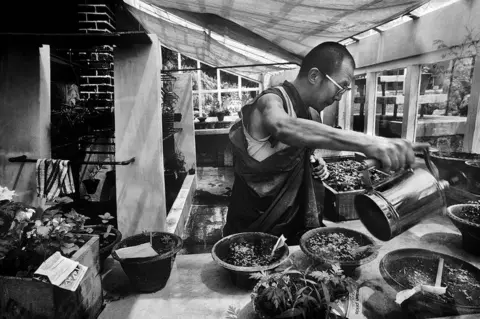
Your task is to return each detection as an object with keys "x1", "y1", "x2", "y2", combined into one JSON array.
[
  {"x1": 34, "y1": 251, "x2": 88, "y2": 291},
  {"x1": 331, "y1": 287, "x2": 373, "y2": 319},
  {"x1": 34, "y1": 251, "x2": 79, "y2": 286},
  {"x1": 115, "y1": 242, "x2": 158, "y2": 259}
]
